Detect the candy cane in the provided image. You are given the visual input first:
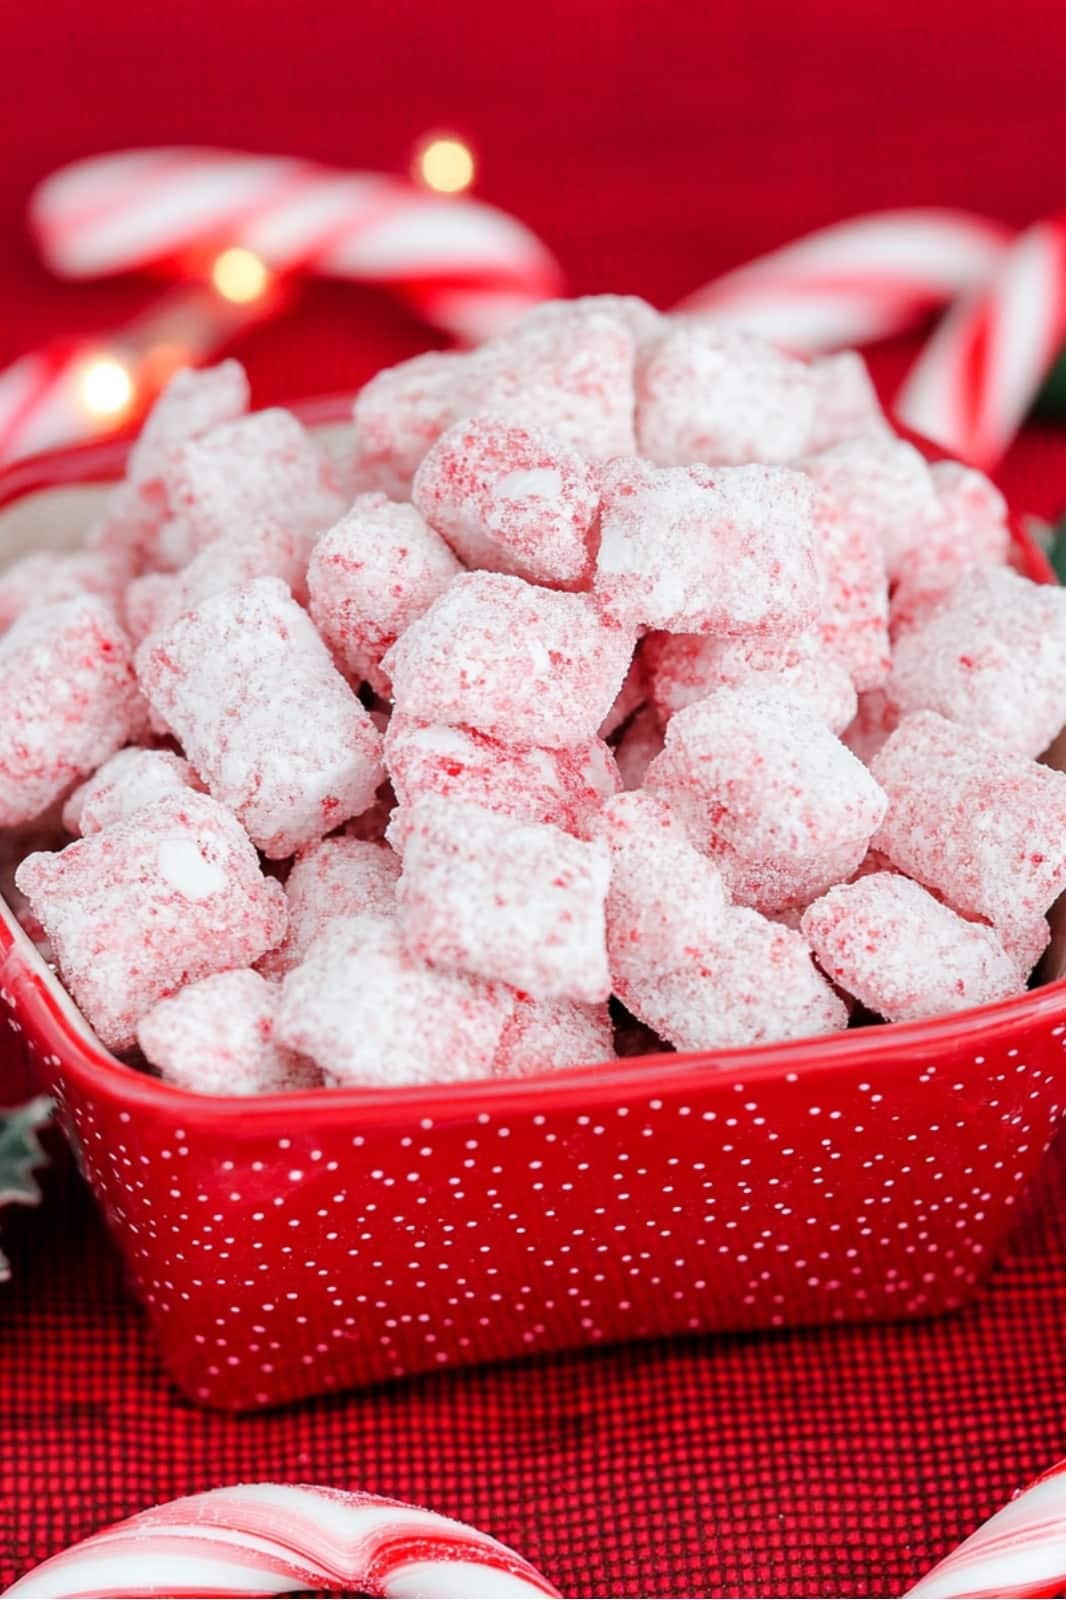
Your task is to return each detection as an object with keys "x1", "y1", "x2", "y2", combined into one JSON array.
[
  {"x1": 2, "y1": 1482, "x2": 562, "y2": 1599},
  {"x1": 676, "y1": 209, "x2": 1012, "y2": 353},
  {"x1": 905, "y1": 1456, "x2": 1066, "y2": 1598},
  {"x1": 895, "y1": 214, "x2": 1066, "y2": 467},
  {"x1": 30, "y1": 148, "x2": 564, "y2": 344}
]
